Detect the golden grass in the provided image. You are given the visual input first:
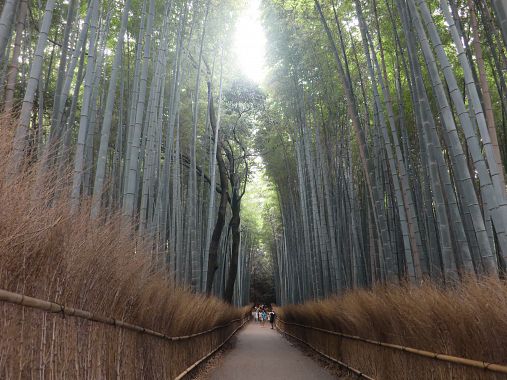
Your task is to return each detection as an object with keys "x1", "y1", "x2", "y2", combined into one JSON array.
[
  {"x1": 276, "y1": 279, "x2": 507, "y2": 379},
  {"x1": 0, "y1": 118, "x2": 248, "y2": 378}
]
